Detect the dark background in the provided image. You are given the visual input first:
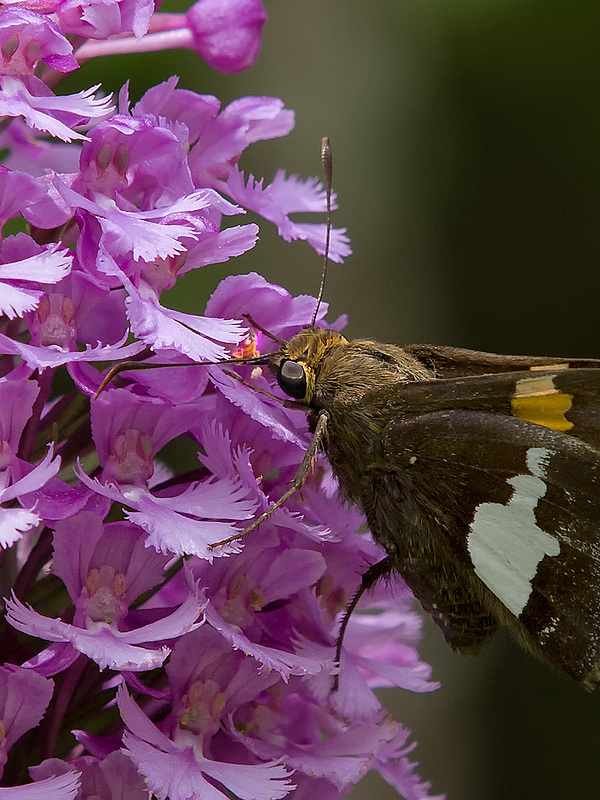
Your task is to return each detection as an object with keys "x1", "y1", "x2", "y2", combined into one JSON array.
[{"x1": 67, "y1": 2, "x2": 600, "y2": 797}]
